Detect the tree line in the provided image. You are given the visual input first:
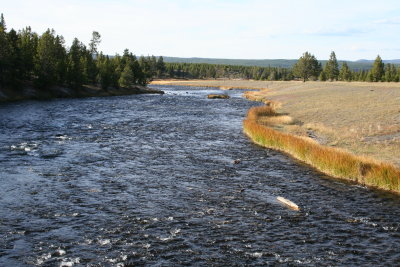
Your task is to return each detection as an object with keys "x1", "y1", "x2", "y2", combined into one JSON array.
[
  {"x1": 162, "y1": 52, "x2": 399, "y2": 82},
  {"x1": 292, "y1": 51, "x2": 398, "y2": 82},
  {"x1": 0, "y1": 14, "x2": 166, "y2": 92},
  {"x1": 163, "y1": 63, "x2": 294, "y2": 80}
]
